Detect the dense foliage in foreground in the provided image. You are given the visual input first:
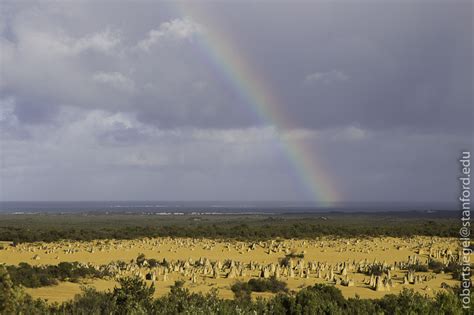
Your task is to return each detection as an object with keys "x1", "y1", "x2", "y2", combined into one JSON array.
[
  {"x1": 0, "y1": 213, "x2": 458, "y2": 243},
  {"x1": 1, "y1": 266, "x2": 472, "y2": 315}
]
